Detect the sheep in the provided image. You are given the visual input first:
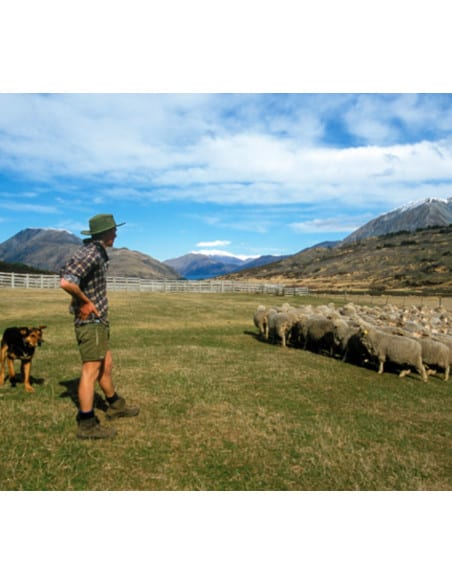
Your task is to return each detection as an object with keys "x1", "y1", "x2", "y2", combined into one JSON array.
[
  {"x1": 343, "y1": 329, "x2": 372, "y2": 366},
  {"x1": 302, "y1": 314, "x2": 354, "y2": 358},
  {"x1": 252, "y1": 300, "x2": 452, "y2": 381},
  {"x1": 339, "y1": 303, "x2": 358, "y2": 318},
  {"x1": 378, "y1": 326, "x2": 451, "y2": 381},
  {"x1": 301, "y1": 315, "x2": 336, "y2": 356},
  {"x1": 431, "y1": 333, "x2": 452, "y2": 378},
  {"x1": 331, "y1": 317, "x2": 356, "y2": 359},
  {"x1": 416, "y1": 337, "x2": 450, "y2": 381},
  {"x1": 253, "y1": 305, "x2": 269, "y2": 339},
  {"x1": 291, "y1": 312, "x2": 312, "y2": 348},
  {"x1": 268, "y1": 310, "x2": 301, "y2": 347},
  {"x1": 357, "y1": 325, "x2": 428, "y2": 382},
  {"x1": 254, "y1": 305, "x2": 286, "y2": 340},
  {"x1": 432, "y1": 333, "x2": 452, "y2": 360}
]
